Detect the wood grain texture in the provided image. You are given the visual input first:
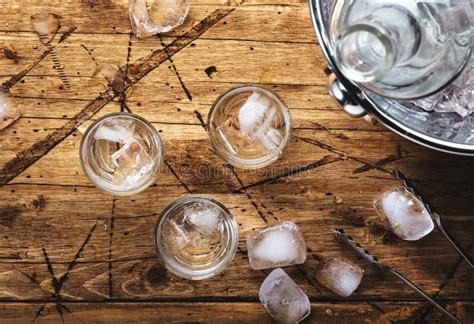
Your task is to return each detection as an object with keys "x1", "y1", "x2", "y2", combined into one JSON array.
[{"x1": 0, "y1": 0, "x2": 473, "y2": 322}]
